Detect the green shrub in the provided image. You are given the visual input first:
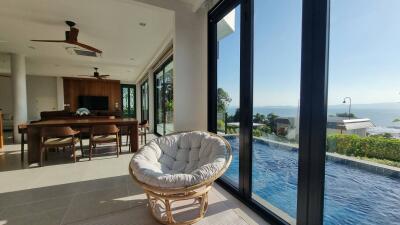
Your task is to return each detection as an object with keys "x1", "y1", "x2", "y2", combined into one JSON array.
[
  {"x1": 217, "y1": 119, "x2": 225, "y2": 132},
  {"x1": 327, "y1": 134, "x2": 400, "y2": 162},
  {"x1": 253, "y1": 128, "x2": 262, "y2": 137},
  {"x1": 226, "y1": 126, "x2": 238, "y2": 134}
]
